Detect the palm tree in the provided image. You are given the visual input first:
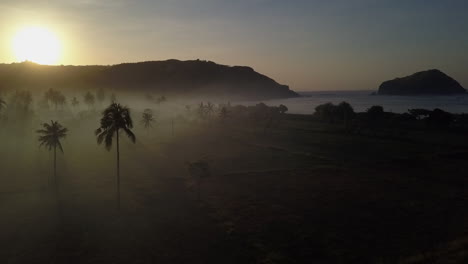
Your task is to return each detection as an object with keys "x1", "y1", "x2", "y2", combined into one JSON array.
[
  {"x1": 84, "y1": 92, "x2": 95, "y2": 110},
  {"x1": 71, "y1": 97, "x2": 79, "y2": 107},
  {"x1": 141, "y1": 109, "x2": 154, "y2": 129},
  {"x1": 0, "y1": 97, "x2": 6, "y2": 121},
  {"x1": 95, "y1": 103, "x2": 136, "y2": 209},
  {"x1": 206, "y1": 102, "x2": 215, "y2": 118},
  {"x1": 36, "y1": 121, "x2": 68, "y2": 191},
  {"x1": 0, "y1": 97, "x2": 6, "y2": 112}
]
